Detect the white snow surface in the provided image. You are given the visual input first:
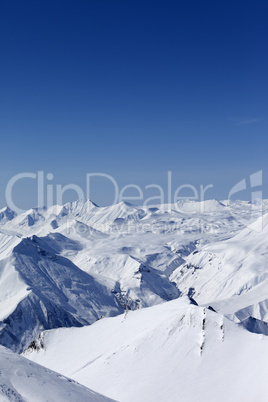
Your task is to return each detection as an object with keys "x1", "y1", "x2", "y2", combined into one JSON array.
[
  {"x1": 0, "y1": 345, "x2": 113, "y2": 401},
  {"x1": 25, "y1": 297, "x2": 268, "y2": 402}
]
